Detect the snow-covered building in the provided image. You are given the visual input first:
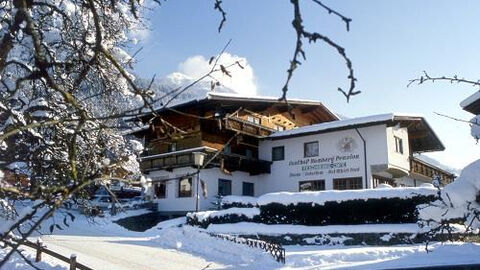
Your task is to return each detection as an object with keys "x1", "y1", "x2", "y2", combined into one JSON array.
[
  {"x1": 460, "y1": 91, "x2": 480, "y2": 115},
  {"x1": 261, "y1": 114, "x2": 454, "y2": 193},
  {"x1": 129, "y1": 93, "x2": 454, "y2": 214}
]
